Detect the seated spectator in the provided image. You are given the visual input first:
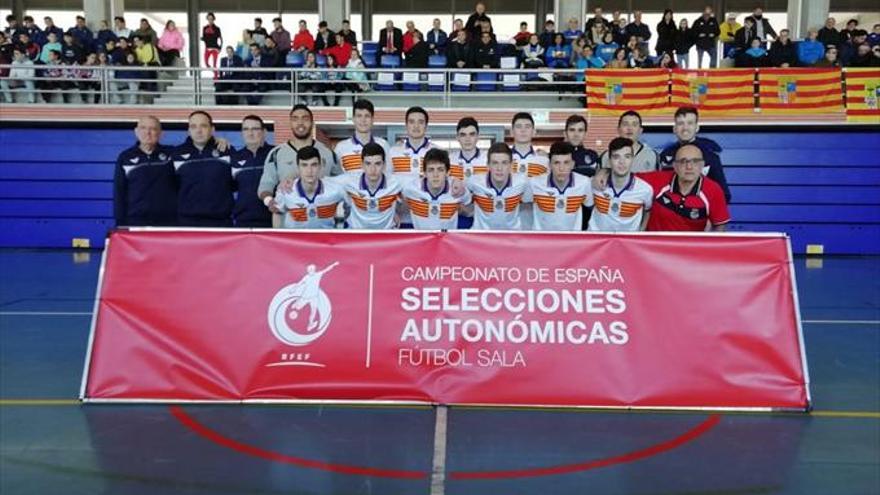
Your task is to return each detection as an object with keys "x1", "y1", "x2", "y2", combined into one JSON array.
[
  {"x1": 75, "y1": 52, "x2": 101, "y2": 103},
  {"x1": 624, "y1": 35, "x2": 641, "y2": 56},
  {"x1": 656, "y1": 51, "x2": 677, "y2": 68},
  {"x1": 818, "y1": 17, "x2": 841, "y2": 48},
  {"x1": 447, "y1": 29, "x2": 472, "y2": 68},
  {"x1": 135, "y1": 18, "x2": 157, "y2": 44},
  {"x1": 0, "y1": 31, "x2": 11, "y2": 64},
  {"x1": 379, "y1": 20, "x2": 403, "y2": 55},
  {"x1": 322, "y1": 32, "x2": 351, "y2": 67},
  {"x1": 841, "y1": 19, "x2": 858, "y2": 43},
  {"x1": 513, "y1": 22, "x2": 531, "y2": 47},
  {"x1": 674, "y1": 19, "x2": 693, "y2": 68},
  {"x1": 314, "y1": 21, "x2": 334, "y2": 52},
  {"x1": 345, "y1": 46, "x2": 369, "y2": 94},
  {"x1": 96, "y1": 20, "x2": 117, "y2": 52},
  {"x1": 1, "y1": 47, "x2": 36, "y2": 103},
  {"x1": 545, "y1": 33, "x2": 571, "y2": 68},
  {"x1": 427, "y1": 18, "x2": 448, "y2": 54},
  {"x1": 245, "y1": 43, "x2": 270, "y2": 105},
  {"x1": 43, "y1": 17, "x2": 65, "y2": 44},
  {"x1": 113, "y1": 52, "x2": 140, "y2": 104},
  {"x1": 339, "y1": 19, "x2": 357, "y2": 46},
  {"x1": 293, "y1": 20, "x2": 315, "y2": 53},
  {"x1": 575, "y1": 45, "x2": 605, "y2": 78},
  {"x1": 60, "y1": 31, "x2": 83, "y2": 64},
  {"x1": 768, "y1": 29, "x2": 796, "y2": 67},
  {"x1": 569, "y1": 37, "x2": 587, "y2": 65},
  {"x1": 157, "y1": 20, "x2": 184, "y2": 66},
  {"x1": 539, "y1": 20, "x2": 556, "y2": 48},
  {"x1": 797, "y1": 30, "x2": 824, "y2": 66},
  {"x1": 607, "y1": 47, "x2": 629, "y2": 68},
  {"x1": 299, "y1": 51, "x2": 322, "y2": 105},
  {"x1": 733, "y1": 17, "x2": 756, "y2": 56},
  {"x1": 105, "y1": 39, "x2": 124, "y2": 64},
  {"x1": 39, "y1": 32, "x2": 62, "y2": 63},
  {"x1": 596, "y1": 32, "x2": 618, "y2": 62},
  {"x1": 848, "y1": 43, "x2": 879, "y2": 67},
  {"x1": 563, "y1": 17, "x2": 583, "y2": 43},
  {"x1": 16, "y1": 33, "x2": 39, "y2": 61},
  {"x1": 739, "y1": 38, "x2": 768, "y2": 67},
  {"x1": 869, "y1": 24, "x2": 880, "y2": 47},
  {"x1": 840, "y1": 30, "x2": 868, "y2": 65},
  {"x1": 235, "y1": 30, "x2": 254, "y2": 62},
  {"x1": 521, "y1": 33, "x2": 544, "y2": 68},
  {"x1": 631, "y1": 47, "x2": 655, "y2": 68},
  {"x1": 321, "y1": 54, "x2": 344, "y2": 106},
  {"x1": 405, "y1": 31, "x2": 429, "y2": 68},
  {"x1": 473, "y1": 31, "x2": 498, "y2": 68},
  {"x1": 215, "y1": 45, "x2": 242, "y2": 105},
  {"x1": 39, "y1": 49, "x2": 69, "y2": 103},
  {"x1": 133, "y1": 35, "x2": 159, "y2": 65},
  {"x1": 403, "y1": 21, "x2": 420, "y2": 53}
]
